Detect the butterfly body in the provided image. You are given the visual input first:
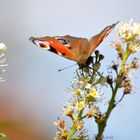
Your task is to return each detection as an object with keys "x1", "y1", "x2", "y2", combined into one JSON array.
[{"x1": 30, "y1": 22, "x2": 119, "y2": 66}]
